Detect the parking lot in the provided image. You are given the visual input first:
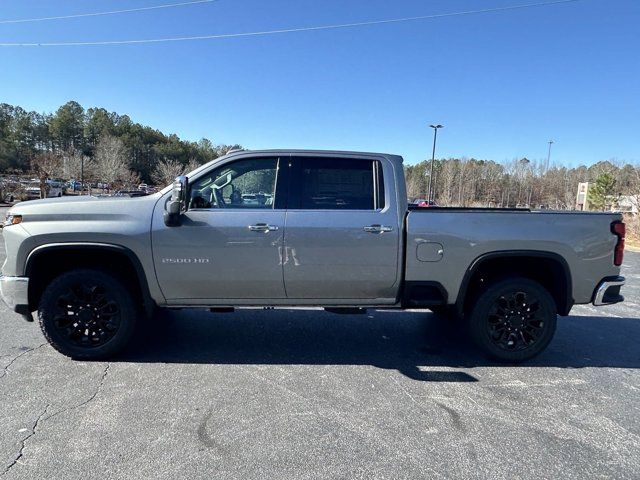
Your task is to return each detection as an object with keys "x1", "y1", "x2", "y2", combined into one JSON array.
[{"x1": 0, "y1": 209, "x2": 638, "y2": 479}]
